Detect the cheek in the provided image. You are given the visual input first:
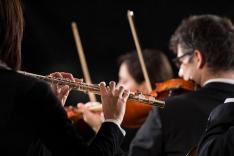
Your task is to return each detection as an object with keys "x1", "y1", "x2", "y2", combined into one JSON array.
[
  {"x1": 188, "y1": 67, "x2": 198, "y2": 81},
  {"x1": 126, "y1": 83, "x2": 137, "y2": 91},
  {"x1": 178, "y1": 65, "x2": 191, "y2": 80},
  {"x1": 124, "y1": 82, "x2": 139, "y2": 91},
  {"x1": 185, "y1": 67, "x2": 197, "y2": 81}
]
